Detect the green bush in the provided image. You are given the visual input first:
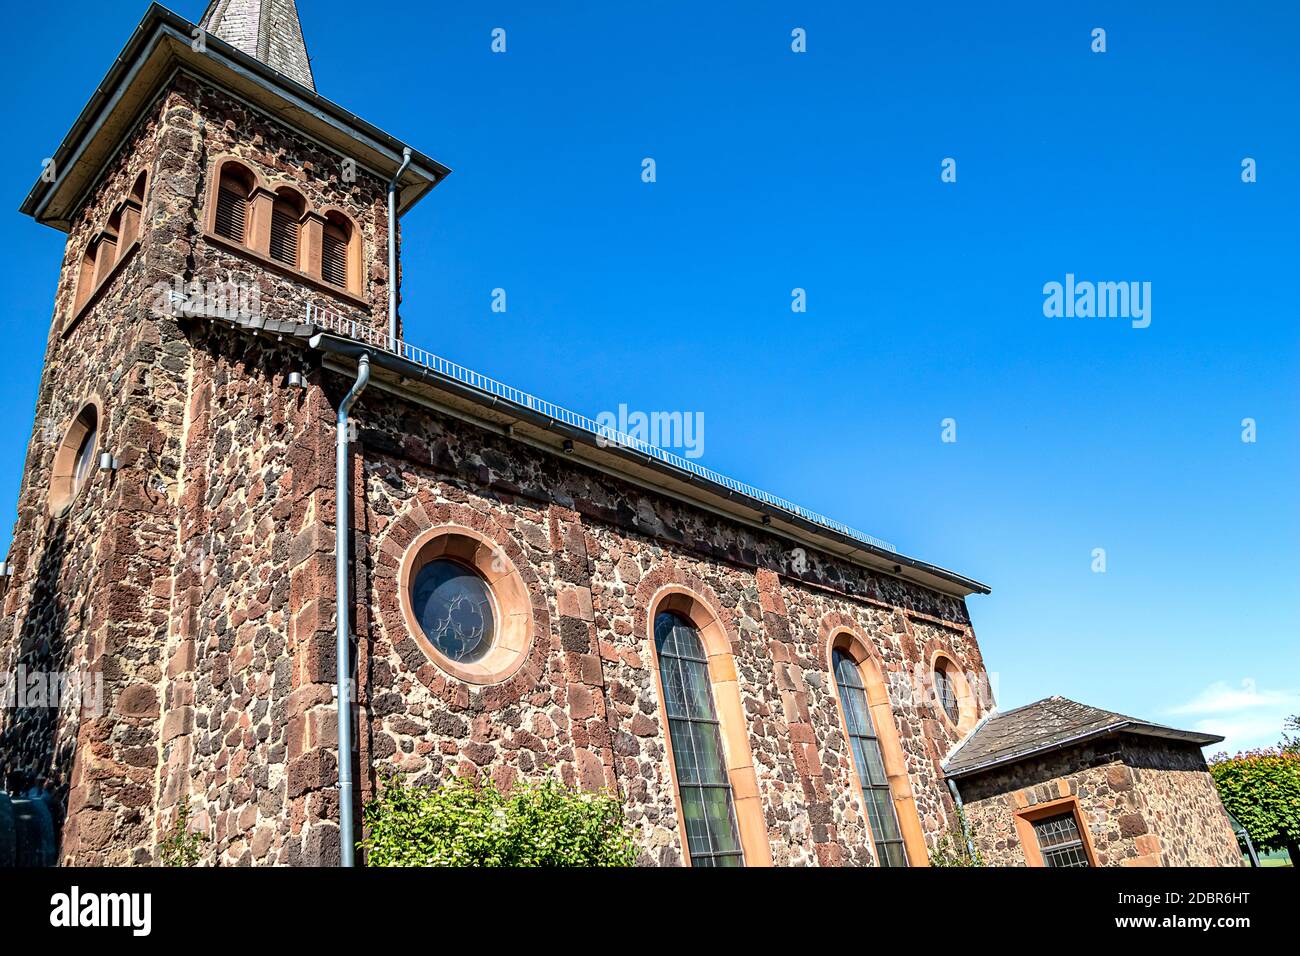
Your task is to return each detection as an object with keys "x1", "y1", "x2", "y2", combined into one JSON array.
[
  {"x1": 1210, "y1": 747, "x2": 1300, "y2": 862},
  {"x1": 158, "y1": 801, "x2": 208, "y2": 867},
  {"x1": 928, "y1": 805, "x2": 985, "y2": 867},
  {"x1": 360, "y1": 774, "x2": 639, "y2": 867}
]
